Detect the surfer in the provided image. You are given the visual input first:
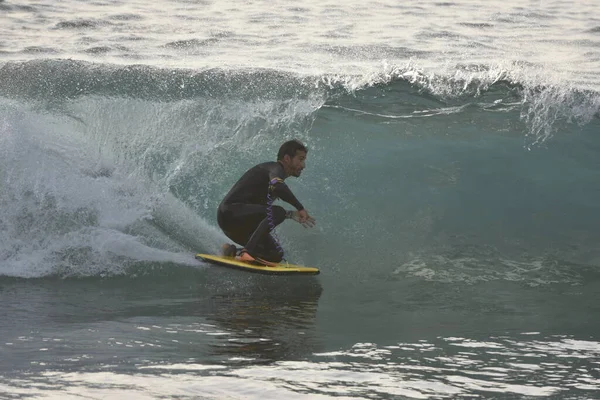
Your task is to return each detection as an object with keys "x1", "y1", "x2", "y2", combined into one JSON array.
[{"x1": 217, "y1": 139, "x2": 316, "y2": 266}]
